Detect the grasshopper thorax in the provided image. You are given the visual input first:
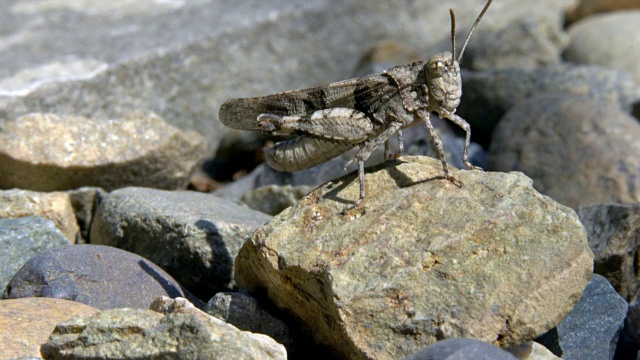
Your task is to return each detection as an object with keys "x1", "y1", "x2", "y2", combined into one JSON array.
[{"x1": 425, "y1": 51, "x2": 462, "y2": 113}]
